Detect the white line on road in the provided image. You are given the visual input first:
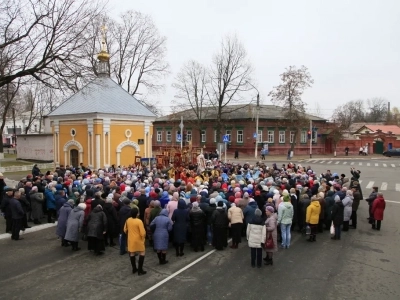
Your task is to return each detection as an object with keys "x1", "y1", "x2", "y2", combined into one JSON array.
[
  {"x1": 0, "y1": 222, "x2": 57, "y2": 240},
  {"x1": 375, "y1": 163, "x2": 379, "y2": 167},
  {"x1": 359, "y1": 162, "x2": 363, "y2": 166},
  {"x1": 366, "y1": 181, "x2": 375, "y2": 189},
  {"x1": 392, "y1": 164, "x2": 396, "y2": 168},
  {"x1": 327, "y1": 161, "x2": 332, "y2": 164},
  {"x1": 320, "y1": 161, "x2": 325, "y2": 163},
  {"x1": 131, "y1": 239, "x2": 231, "y2": 300},
  {"x1": 386, "y1": 200, "x2": 400, "y2": 204},
  {"x1": 383, "y1": 163, "x2": 387, "y2": 167},
  {"x1": 350, "y1": 162, "x2": 354, "y2": 165},
  {"x1": 343, "y1": 161, "x2": 347, "y2": 165},
  {"x1": 381, "y1": 182, "x2": 388, "y2": 191},
  {"x1": 359, "y1": 180, "x2": 362, "y2": 184},
  {"x1": 367, "y1": 163, "x2": 371, "y2": 166},
  {"x1": 335, "y1": 161, "x2": 340, "y2": 164},
  {"x1": 396, "y1": 184, "x2": 400, "y2": 191}
]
